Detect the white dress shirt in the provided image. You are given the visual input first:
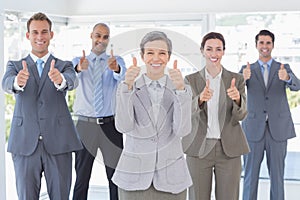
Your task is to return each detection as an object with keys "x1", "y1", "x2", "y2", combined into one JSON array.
[
  {"x1": 205, "y1": 68, "x2": 222, "y2": 139},
  {"x1": 143, "y1": 74, "x2": 166, "y2": 124}
]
